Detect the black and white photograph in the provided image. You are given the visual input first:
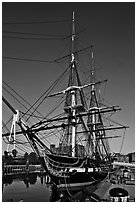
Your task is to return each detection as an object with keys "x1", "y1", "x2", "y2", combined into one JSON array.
[{"x1": 2, "y1": 1, "x2": 135, "y2": 202}]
